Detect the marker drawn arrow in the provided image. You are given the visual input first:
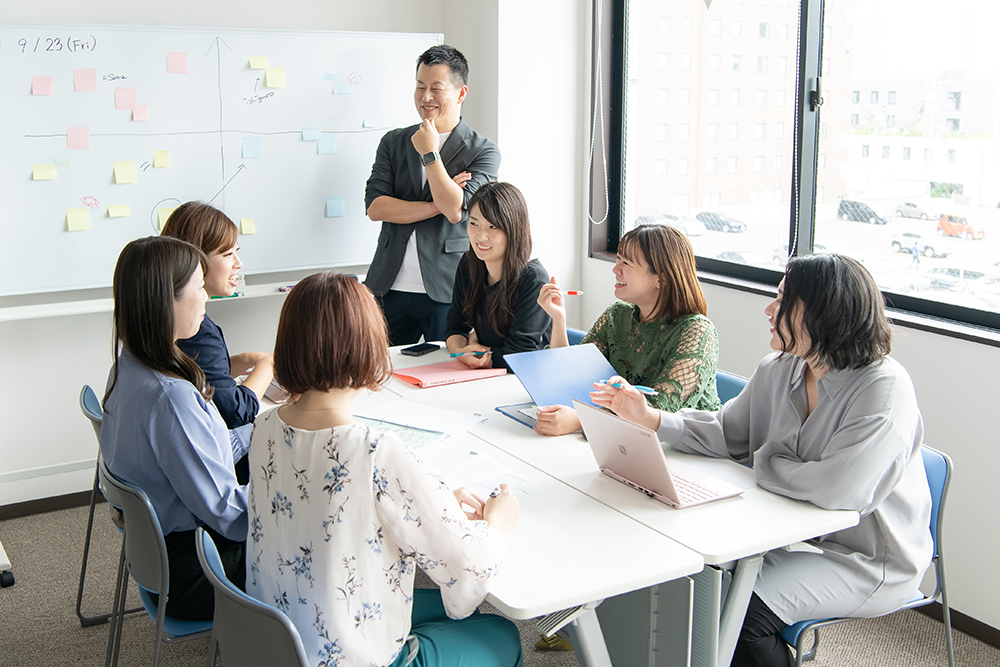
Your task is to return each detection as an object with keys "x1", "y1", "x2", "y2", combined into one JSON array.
[
  {"x1": 205, "y1": 36, "x2": 233, "y2": 207},
  {"x1": 208, "y1": 164, "x2": 247, "y2": 205}
]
